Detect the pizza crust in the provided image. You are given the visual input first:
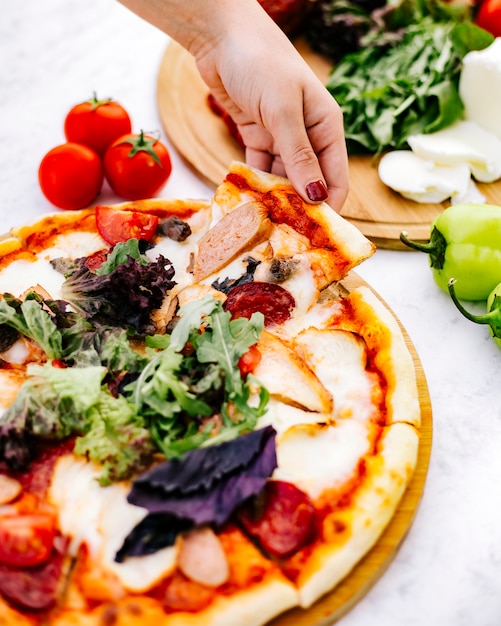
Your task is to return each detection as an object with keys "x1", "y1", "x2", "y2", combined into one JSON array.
[
  {"x1": 340, "y1": 287, "x2": 421, "y2": 428},
  {"x1": 51, "y1": 575, "x2": 299, "y2": 626},
  {"x1": 212, "y1": 161, "x2": 376, "y2": 286},
  {"x1": 294, "y1": 421, "x2": 419, "y2": 608}
]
